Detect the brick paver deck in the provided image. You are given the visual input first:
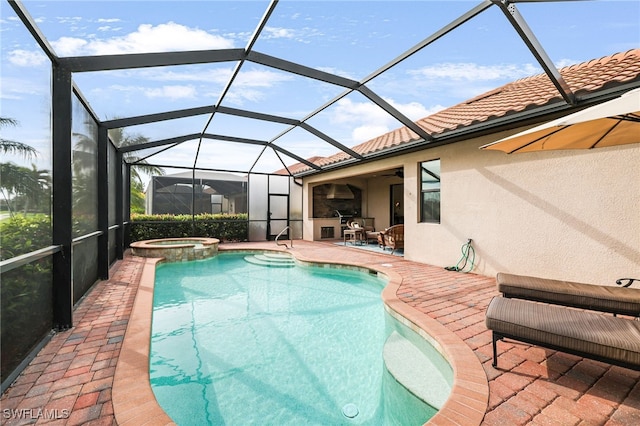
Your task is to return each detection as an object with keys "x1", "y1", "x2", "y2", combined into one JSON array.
[{"x1": 2, "y1": 241, "x2": 639, "y2": 425}]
